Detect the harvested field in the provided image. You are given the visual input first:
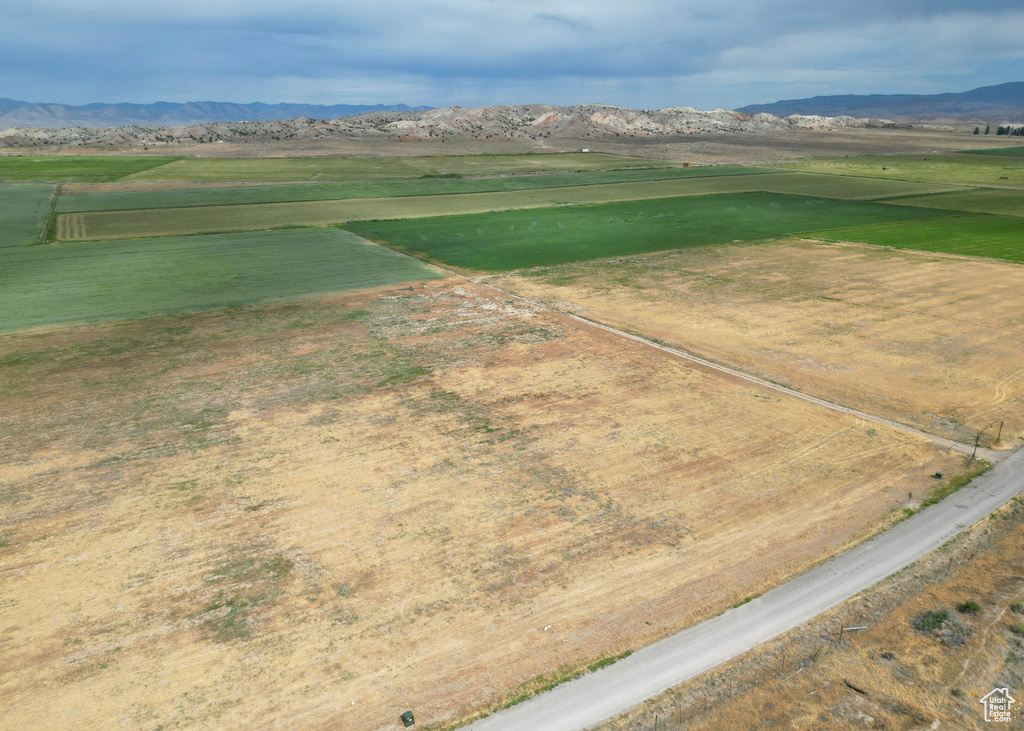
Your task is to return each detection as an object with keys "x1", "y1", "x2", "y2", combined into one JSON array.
[
  {"x1": 0, "y1": 156, "x2": 180, "y2": 182},
  {"x1": 885, "y1": 188, "x2": 1024, "y2": 217},
  {"x1": 347, "y1": 193, "x2": 946, "y2": 271},
  {"x1": 491, "y1": 239, "x2": 1024, "y2": 445},
  {"x1": 809, "y1": 213, "x2": 1024, "y2": 263},
  {"x1": 0, "y1": 184, "x2": 54, "y2": 247},
  {"x1": 772, "y1": 153, "x2": 1024, "y2": 187},
  {"x1": 0, "y1": 228, "x2": 441, "y2": 332},
  {"x1": 56, "y1": 166, "x2": 774, "y2": 213},
  {"x1": 0, "y1": 279, "x2": 966, "y2": 730},
  {"x1": 127, "y1": 152, "x2": 679, "y2": 182}
]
